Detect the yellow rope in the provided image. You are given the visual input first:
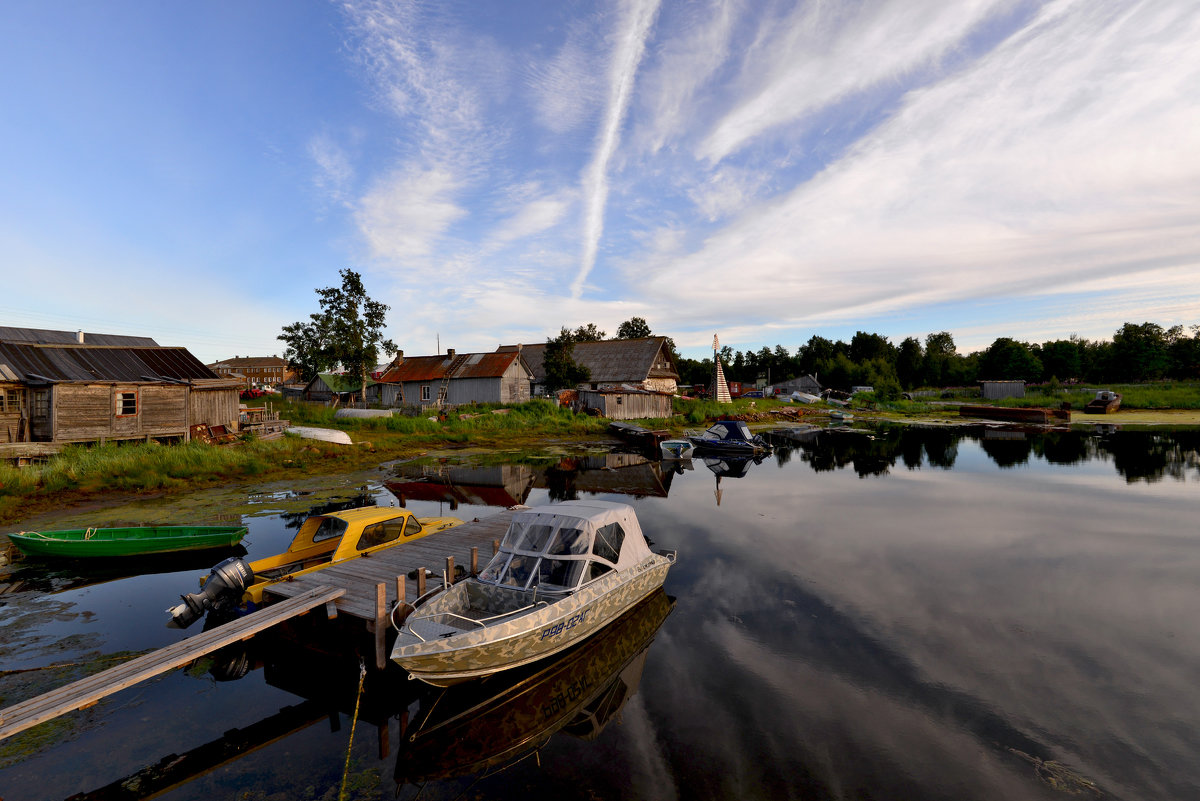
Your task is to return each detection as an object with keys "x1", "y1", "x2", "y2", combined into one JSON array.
[{"x1": 338, "y1": 660, "x2": 367, "y2": 801}]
